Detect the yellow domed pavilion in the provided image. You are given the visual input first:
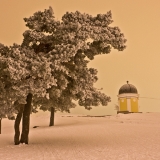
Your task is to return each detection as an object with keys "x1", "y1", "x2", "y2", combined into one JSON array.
[{"x1": 117, "y1": 81, "x2": 139, "y2": 113}]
